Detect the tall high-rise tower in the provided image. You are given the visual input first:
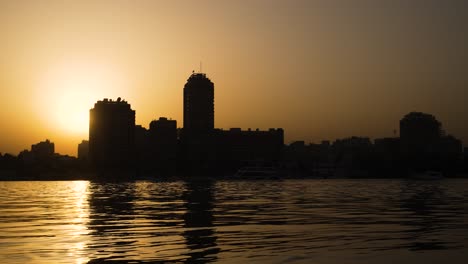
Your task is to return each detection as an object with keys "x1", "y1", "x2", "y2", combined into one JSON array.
[{"x1": 183, "y1": 73, "x2": 214, "y2": 135}]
